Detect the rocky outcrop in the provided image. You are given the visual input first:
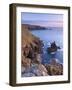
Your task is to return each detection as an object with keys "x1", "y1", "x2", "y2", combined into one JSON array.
[
  {"x1": 45, "y1": 58, "x2": 63, "y2": 75},
  {"x1": 30, "y1": 64, "x2": 48, "y2": 76},
  {"x1": 22, "y1": 56, "x2": 31, "y2": 68},
  {"x1": 21, "y1": 63, "x2": 48, "y2": 77},
  {"x1": 38, "y1": 64, "x2": 48, "y2": 76}
]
